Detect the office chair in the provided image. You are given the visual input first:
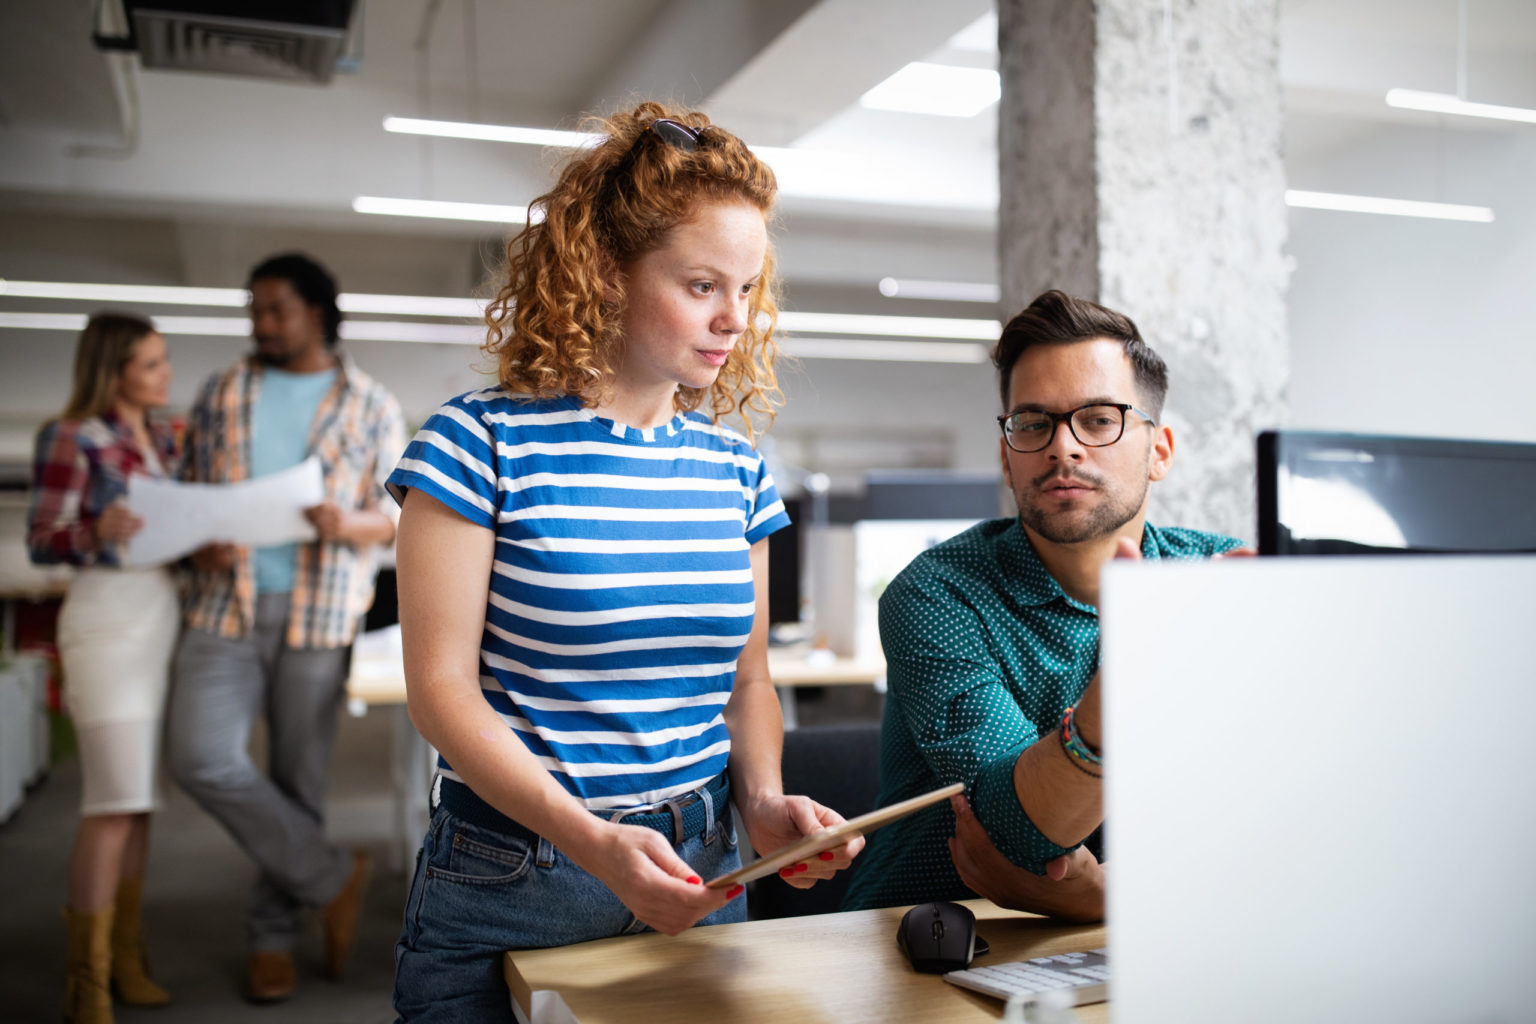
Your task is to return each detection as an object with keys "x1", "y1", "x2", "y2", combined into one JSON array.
[{"x1": 746, "y1": 721, "x2": 881, "y2": 919}]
